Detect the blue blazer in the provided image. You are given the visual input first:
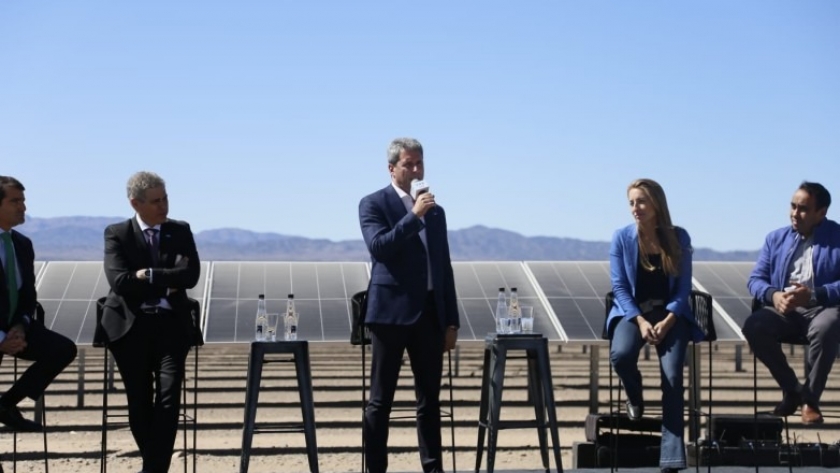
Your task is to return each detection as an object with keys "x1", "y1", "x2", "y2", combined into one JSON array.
[
  {"x1": 358, "y1": 185, "x2": 459, "y2": 330},
  {"x1": 608, "y1": 223, "x2": 703, "y2": 342},
  {"x1": 747, "y1": 218, "x2": 840, "y2": 306}
]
